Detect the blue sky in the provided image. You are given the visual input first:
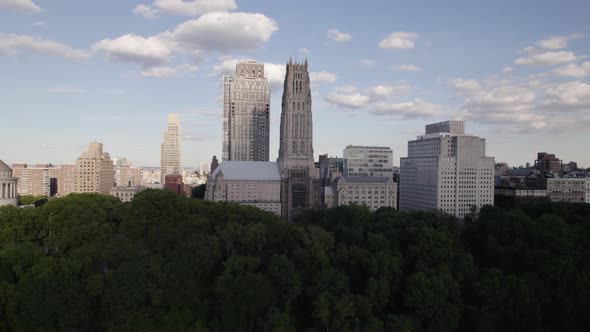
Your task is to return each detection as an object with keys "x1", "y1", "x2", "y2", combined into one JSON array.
[{"x1": 1, "y1": 0, "x2": 590, "y2": 168}]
